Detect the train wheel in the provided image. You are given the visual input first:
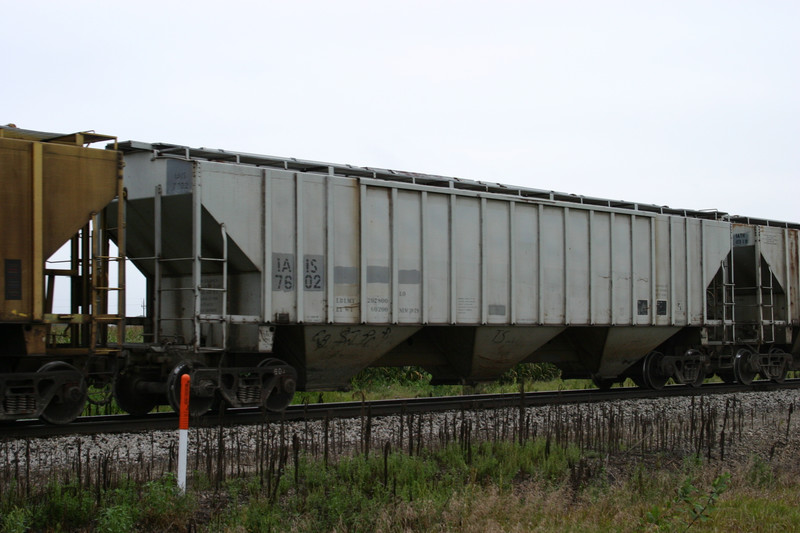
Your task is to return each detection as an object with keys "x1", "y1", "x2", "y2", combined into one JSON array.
[
  {"x1": 167, "y1": 362, "x2": 215, "y2": 417},
  {"x1": 733, "y1": 349, "x2": 757, "y2": 385},
  {"x1": 591, "y1": 376, "x2": 615, "y2": 391},
  {"x1": 38, "y1": 362, "x2": 88, "y2": 425},
  {"x1": 259, "y1": 358, "x2": 297, "y2": 412},
  {"x1": 113, "y1": 370, "x2": 159, "y2": 416},
  {"x1": 642, "y1": 351, "x2": 668, "y2": 390}
]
